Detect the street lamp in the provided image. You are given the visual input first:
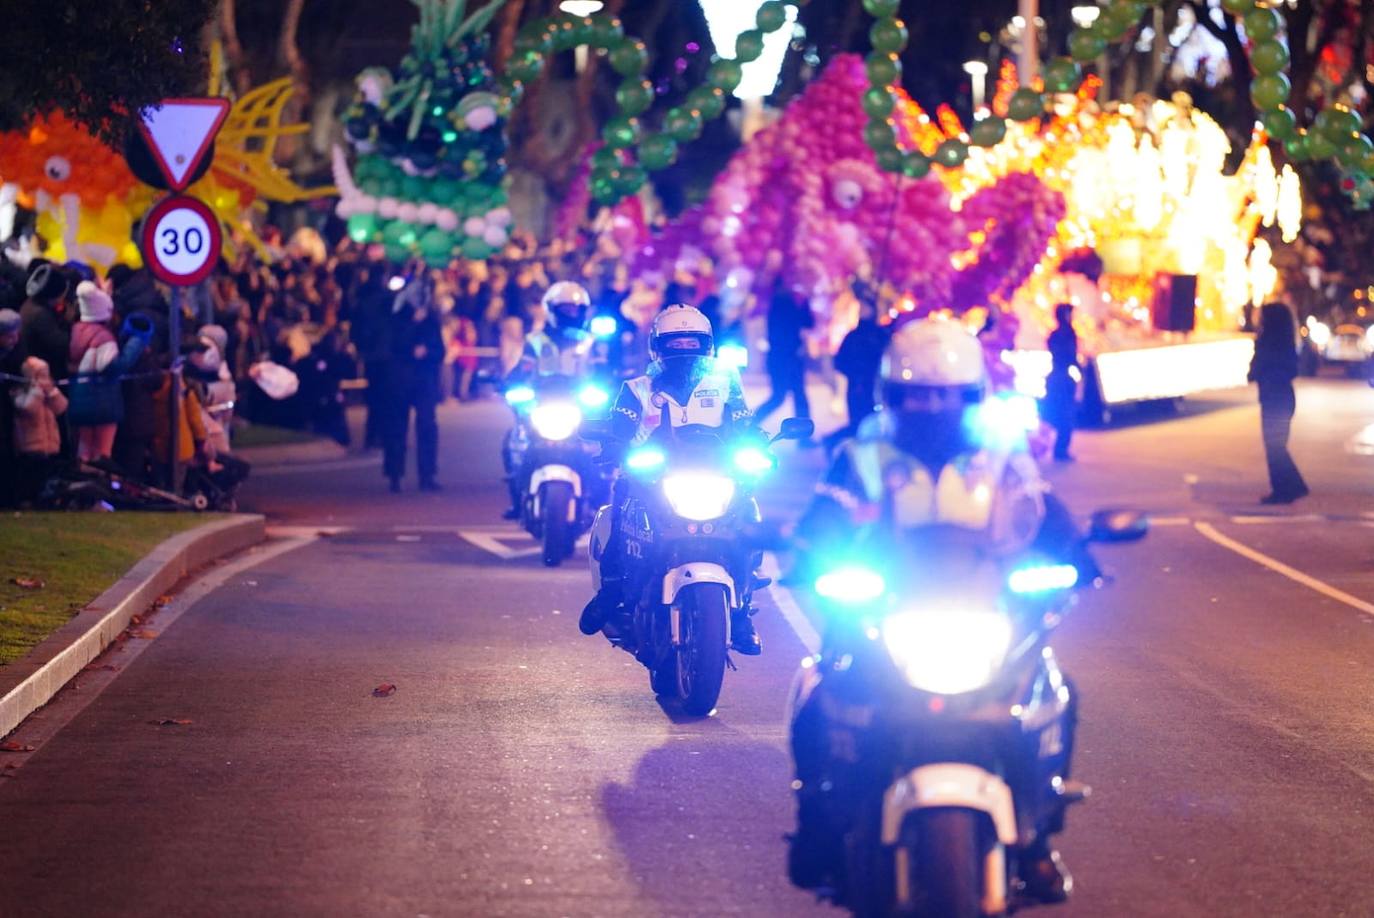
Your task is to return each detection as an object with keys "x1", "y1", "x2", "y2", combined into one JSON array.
[
  {"x1": 964, "y1": 60, "x2": 989, "y2": 112},
  {"x1": 559, "y1": 1, "x2": 604, "y2": 15},
  {"x1": 1070, "y1": 5, "x2": 1101, "y2": 28}
]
